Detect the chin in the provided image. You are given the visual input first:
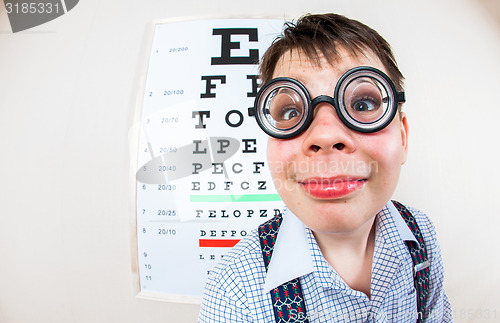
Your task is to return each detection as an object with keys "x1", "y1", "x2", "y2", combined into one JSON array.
[{"x1": 289, "y1": 196, "x2": 377, "y2": 233}]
